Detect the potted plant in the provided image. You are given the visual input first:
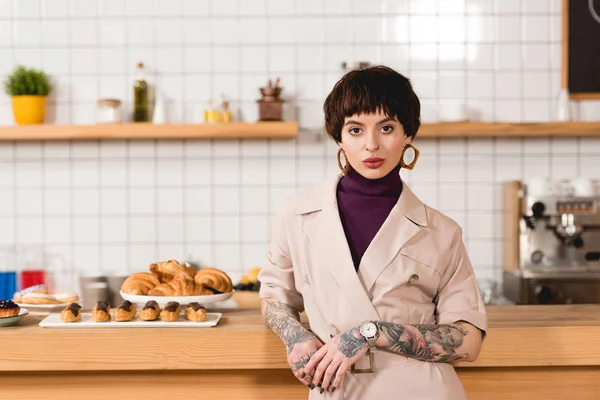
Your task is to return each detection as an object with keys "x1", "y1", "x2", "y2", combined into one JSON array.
[{"x1": 3, "y1": 65, "x2": 53, "y2": 125}]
